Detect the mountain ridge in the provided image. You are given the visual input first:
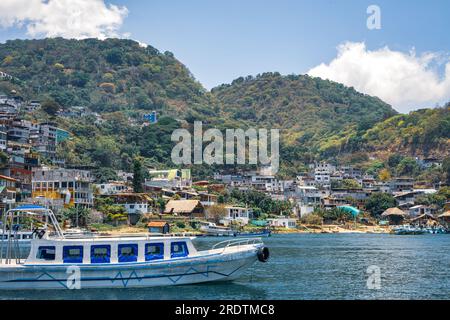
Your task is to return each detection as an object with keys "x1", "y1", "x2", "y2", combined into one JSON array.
[{"x1": 0, "y1": 38, "x2": 448, "y2": 176}]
